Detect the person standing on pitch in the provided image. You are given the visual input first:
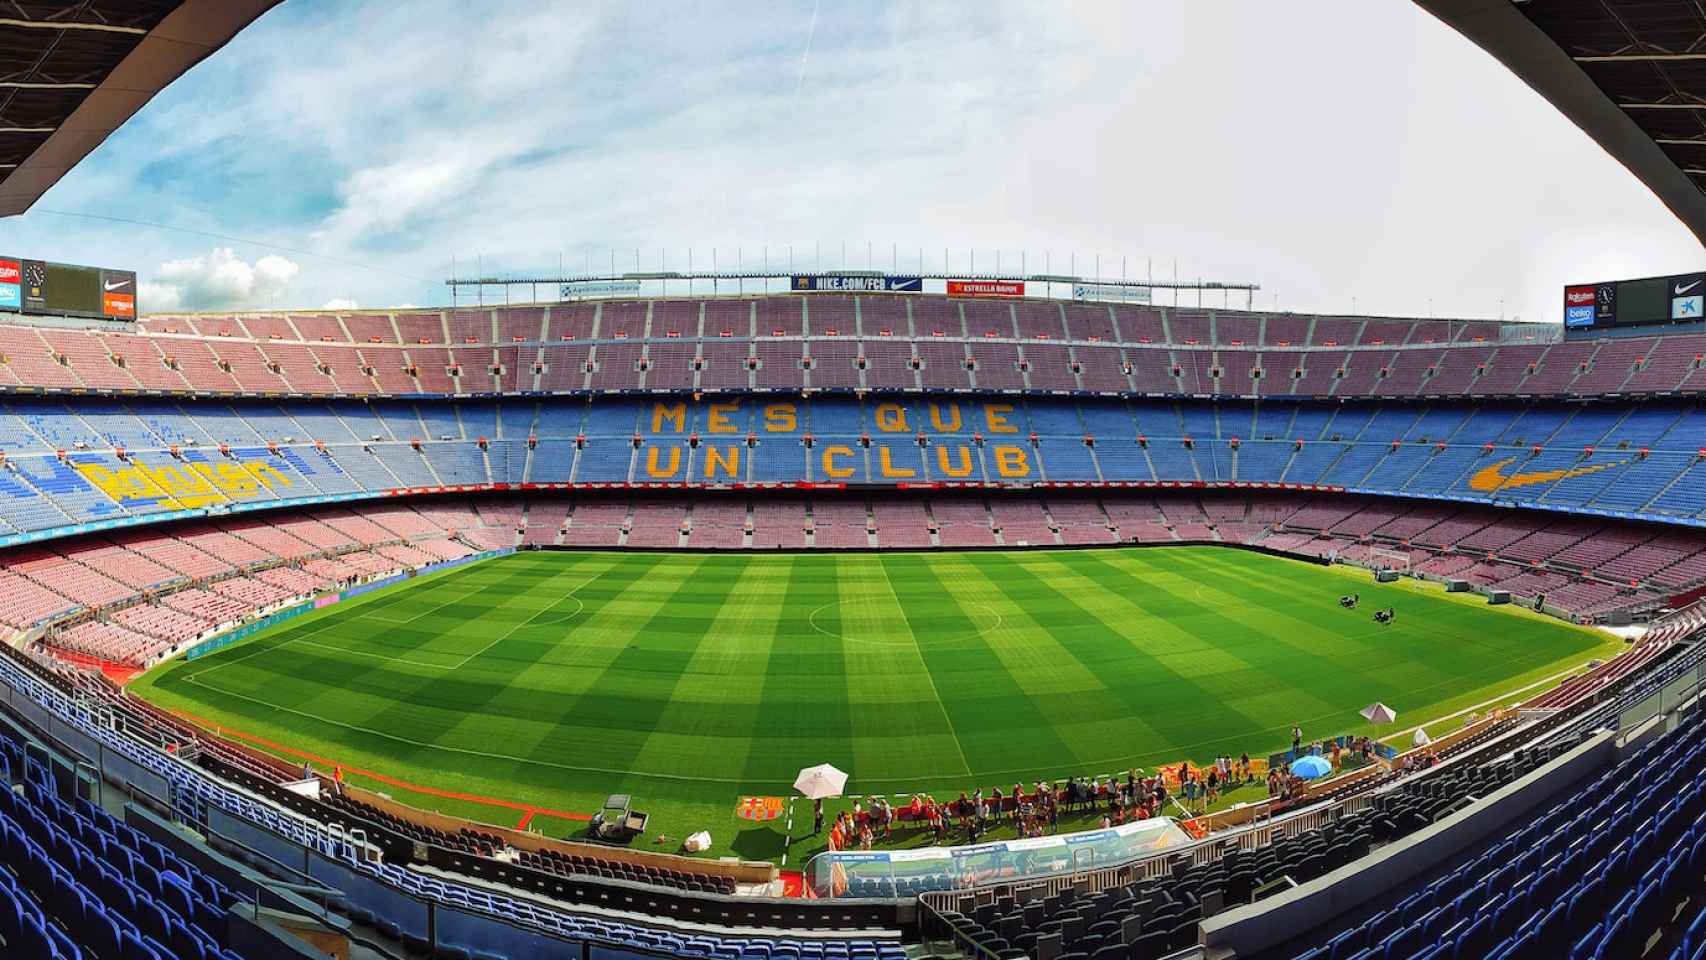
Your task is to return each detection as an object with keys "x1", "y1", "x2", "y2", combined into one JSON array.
[{"x1": 812, "y1": 799, "x2": 824, "y2": 836}]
